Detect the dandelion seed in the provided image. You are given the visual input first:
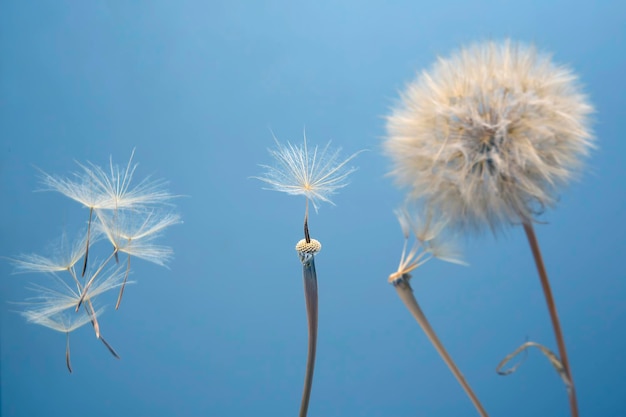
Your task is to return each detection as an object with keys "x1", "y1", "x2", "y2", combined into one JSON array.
[
  {"x1": 22, "y1": 307, "x2": 96, "y2": 373},
  {"x1": 11, "y1": 231, "x2": 104, "y2": 338},
  {"x1": 19, "y1": 264, "x2": 128, "y2": 370},
  {"x1": 255, "y1": 132, "x2": 362, "y2": 241},
  {"x1": 384, "y1": 40, "x2": 592, "y2": 417},
  {"x1": 96, "y1": 209, "x2": 180, "y2": 265},
  {"x1": 23, "y1": 305, "x2": 120, "y2": 371},
  {"x1": 25, "y1": 263, "x2": 128, "y2": 337},
  {"x1": 93, "y1": 209, "x2": 180, "y2": 309}
]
